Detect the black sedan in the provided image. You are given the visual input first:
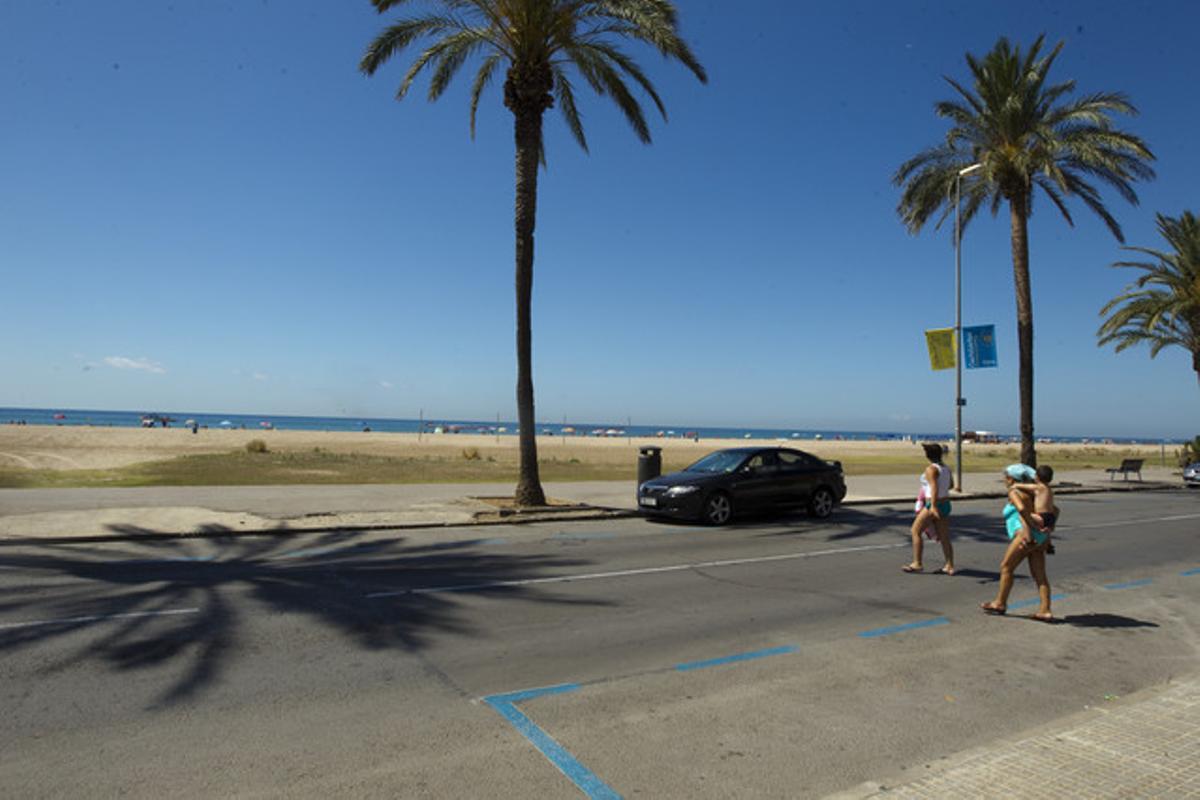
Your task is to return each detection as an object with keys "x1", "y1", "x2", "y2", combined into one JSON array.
[{"x1": 637, "y1": 447, "x2": 847, "y2": 525}]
